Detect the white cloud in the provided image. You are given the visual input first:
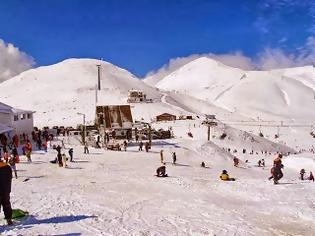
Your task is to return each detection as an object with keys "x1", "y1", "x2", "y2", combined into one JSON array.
[{"x1": 0, "y1": 39, "x2": 34, "y2": 82}]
